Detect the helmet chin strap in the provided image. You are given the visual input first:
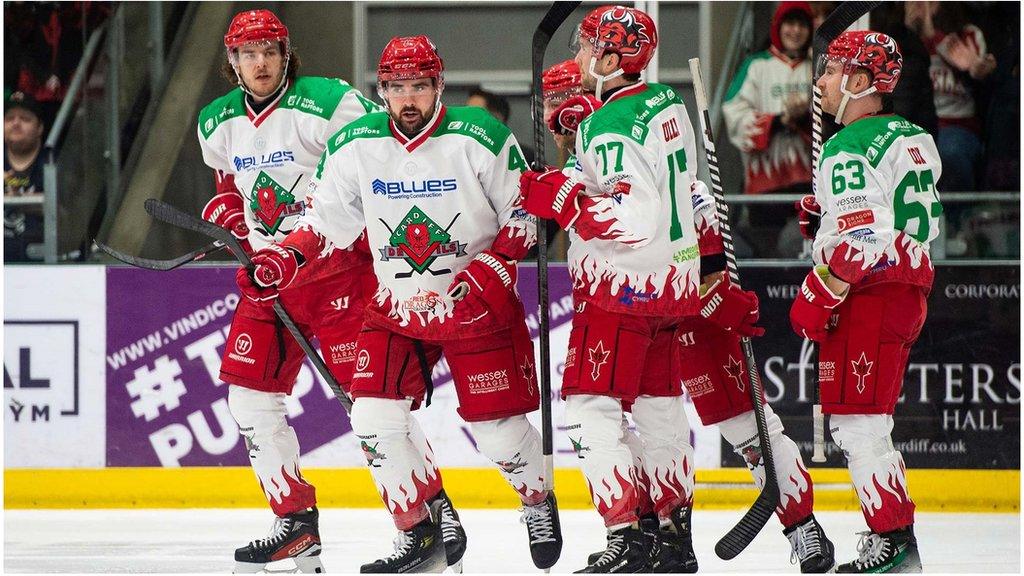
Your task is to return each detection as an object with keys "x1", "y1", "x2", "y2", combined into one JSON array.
[
  {"x1": 588, "y1": 57, "x2": 624, "y2": 102},
  {"x1": 834, "y1": 72, "x2": 878, "y2": 125}
]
